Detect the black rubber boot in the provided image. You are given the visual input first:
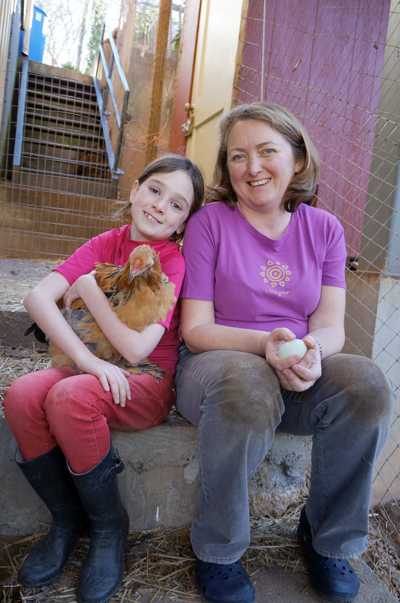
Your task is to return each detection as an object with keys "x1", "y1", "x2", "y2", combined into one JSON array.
[
  {"x1": 71, "y1": 447, "x2": 129, "y2": 603},
  {"x1": 16, "y1": 446, "x2": 87, "y2": 587}
]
